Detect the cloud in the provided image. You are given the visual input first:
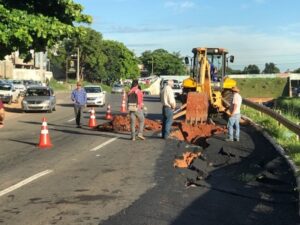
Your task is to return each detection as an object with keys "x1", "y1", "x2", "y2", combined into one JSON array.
[
  {"x1": 111, "y1": 25, "x2": 300, "y2": 71},
  {"x1": 164, "y1": 0, "x2": 195, "y2": 12},
  {"x1": 278, "y1": 23, "x2": 300, "y2": 37}
]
